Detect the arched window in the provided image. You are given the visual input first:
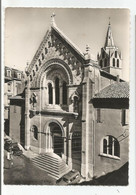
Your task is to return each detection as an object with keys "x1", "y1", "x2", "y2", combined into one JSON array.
[
  {"x1": 55, "y1": 78, "x2": 60, "y2": 104},
  {"x1": 62, "y1": 81, "x2": 67, "y2": 105},
  {"x1": 103, "y1": 139, "x2": 107, "y2": 154},
  {"x1": 101, "y1": 135, "x2": 120, "y2": 158},
  {"x1": 73, "y1": 96, "x2": 79, "y2": 113},
  {"x1": 115, "y1": 51, "x2": 117, "y2": 58},
  {"x1": 117, "y1": 59, "x2": 119, "y2": 67},
  {"x1": 113, "y1": 58, "x2": 115, "y2": 67},
  {"x1": 109, "y1": 136, "x2": 113, "y2": 155},
  {"x1": 31, "y1": 126, "x2": 38, "y2": 140},
  {"x1": 48, "y1": 83, "x2": 53, "y2": 104},
  {"x1": 114, "y1": 139, "x2": 120, "y2": 157}
]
